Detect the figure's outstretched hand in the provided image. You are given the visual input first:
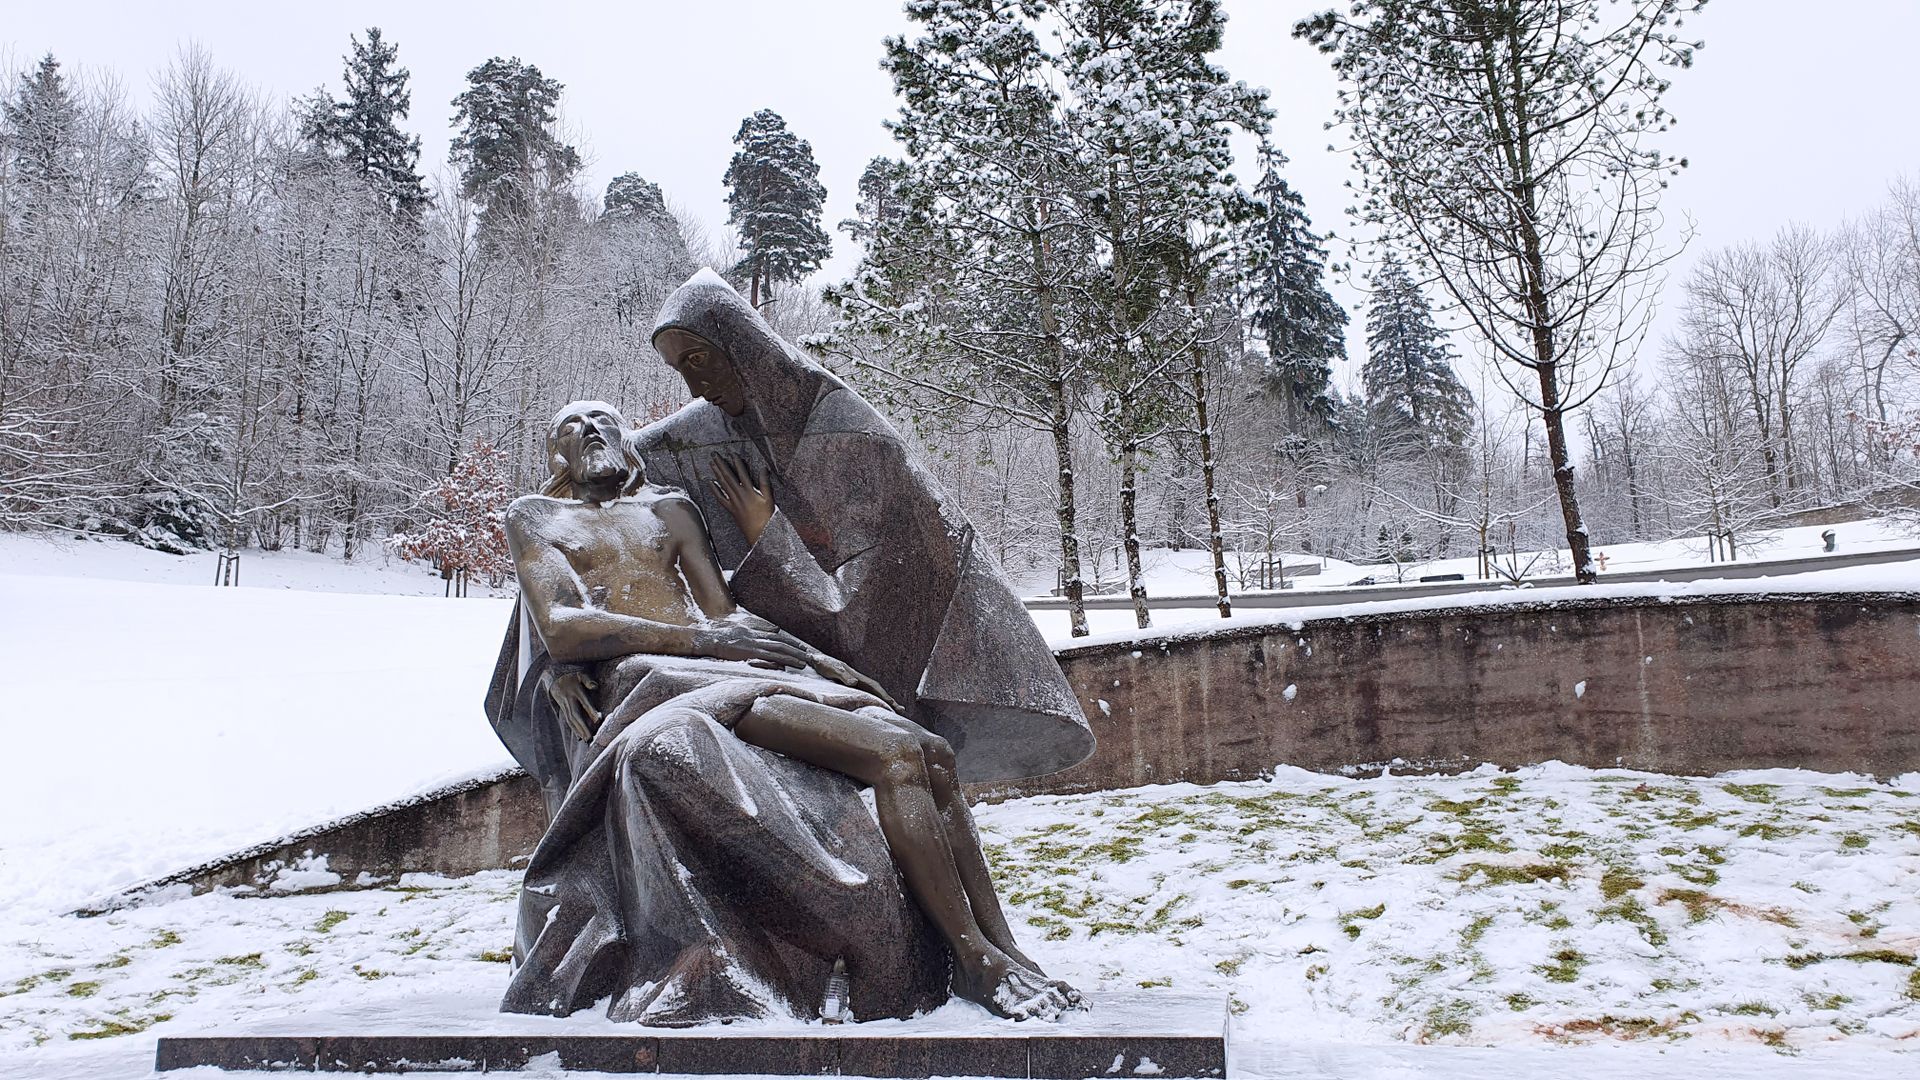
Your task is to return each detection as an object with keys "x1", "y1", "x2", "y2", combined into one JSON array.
[
  {"x1": 696, "y1": 623, "x2": 813, "y2": 669},
  {"x1": 805, "y1": 651, "x2": 902, "y2": 713},
  {"x1": 709, "y1": 453, "x2": 773, "y2": 546},
  {"x1": 543, "y1": 667, "x2": 602, "y2": 742}
]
